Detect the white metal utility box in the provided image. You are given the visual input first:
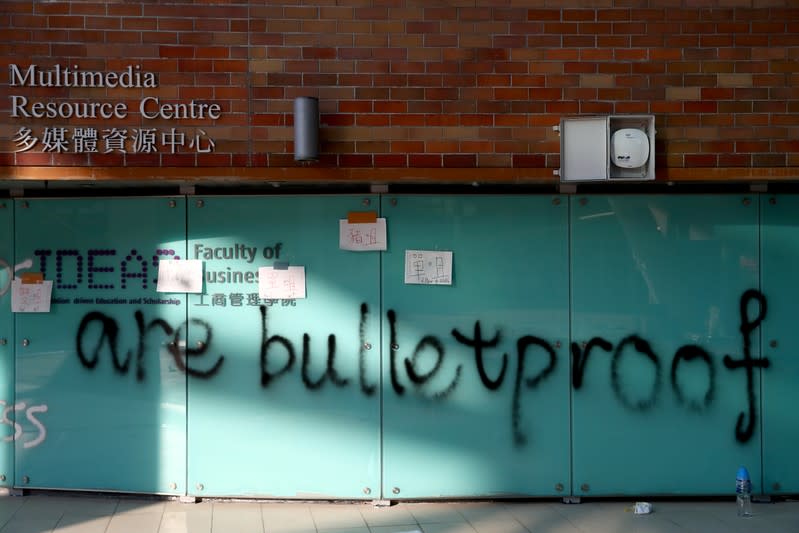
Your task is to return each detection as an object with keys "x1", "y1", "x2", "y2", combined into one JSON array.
[{"x1": 556, "y1": 115, "x2": 656, "y2": 182}]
